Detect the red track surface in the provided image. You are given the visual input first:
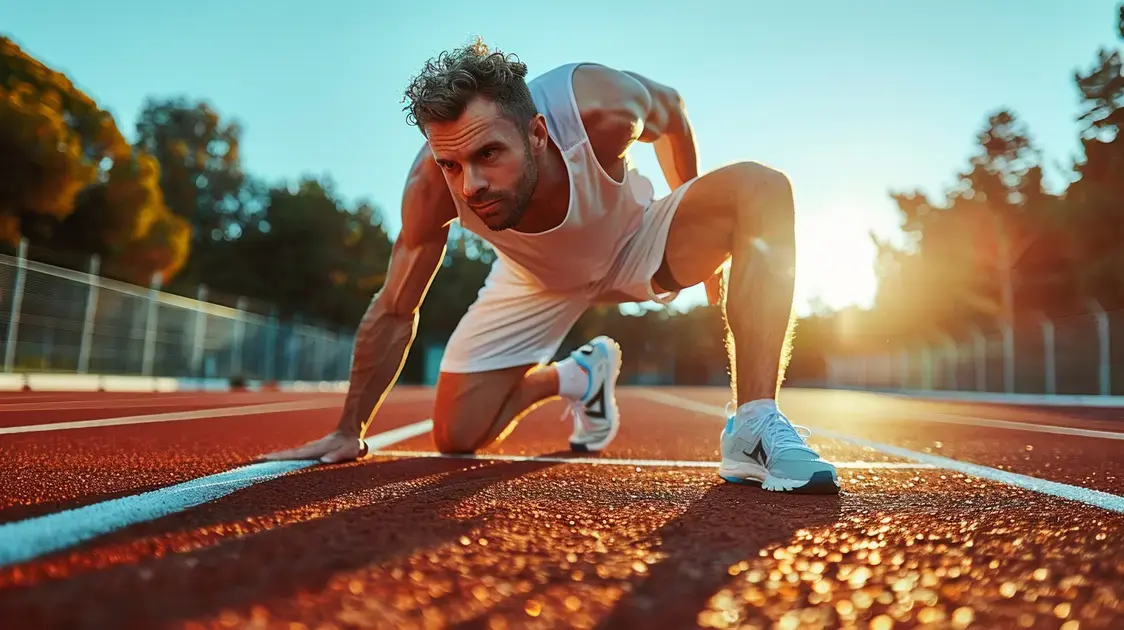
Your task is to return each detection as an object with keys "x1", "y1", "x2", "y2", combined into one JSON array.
[{"x1": 0, "y1": 386, "x2": 1122, "y2": 629}]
